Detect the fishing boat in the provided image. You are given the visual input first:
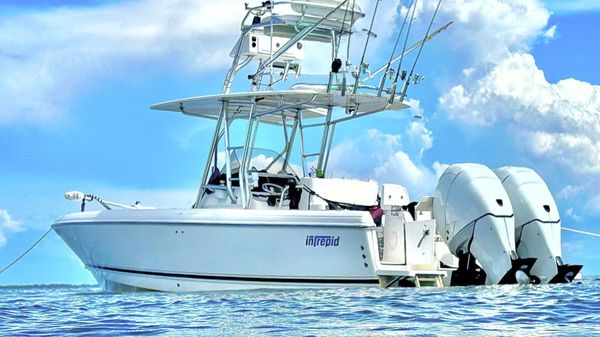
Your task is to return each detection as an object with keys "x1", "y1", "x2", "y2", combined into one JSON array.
[{"x1": 52, "y1": 0, "x2": 581, "y2": 291}]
